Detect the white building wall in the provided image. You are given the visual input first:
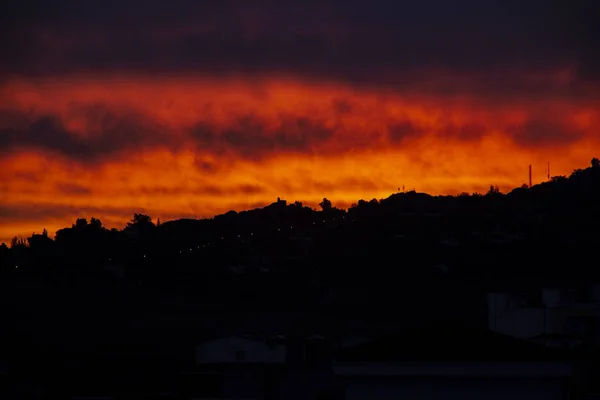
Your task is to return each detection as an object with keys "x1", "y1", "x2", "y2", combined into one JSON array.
[
  {"x1": 590, "y1": 284, "x2": 600, "y2": 304},
  {"x1": 489, "y1": 287, "x2": 600, "y2": 346},
  {"x1": 489, "y1": 306, "x2": 546, "y2": 339},
  {"x1": 195, "y1": 336, "x2": 286, "y2": 364}
]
